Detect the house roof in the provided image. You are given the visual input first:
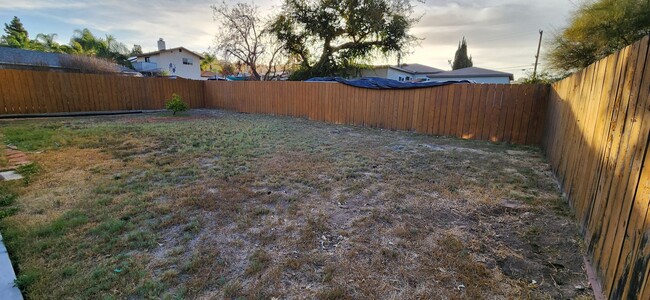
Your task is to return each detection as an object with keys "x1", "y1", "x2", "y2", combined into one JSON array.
[
  {"x1": 0, "y1": 46, "x2": 66, "y2": 67},
  {"x1": 367, "y1": 63, "x2": 444, "y2": 75},
  {"x1": 201, "y1": 71, "x2": 218, "y2": 77},
  {"x1": 391, "y1": 63, "x2": 444, "y2": 74},
  {"x1": 136, "y1": 47, "x2": 204, "y2": 60},
  {"x1": 0, "y1": 46, "x2": 138, "y2": 74},
  {"x1": 427, "y1": 67, "x2": 514, "y2": 80}
]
